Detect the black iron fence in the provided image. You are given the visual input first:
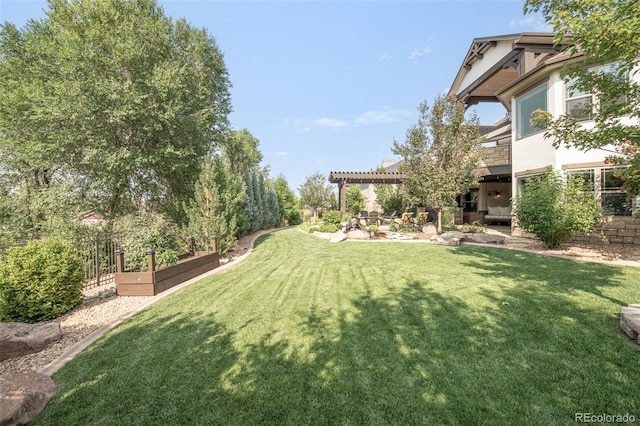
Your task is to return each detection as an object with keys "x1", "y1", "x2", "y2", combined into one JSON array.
[{"x1": 76, "y1": 232, "x2": 125, "y2": 290}]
